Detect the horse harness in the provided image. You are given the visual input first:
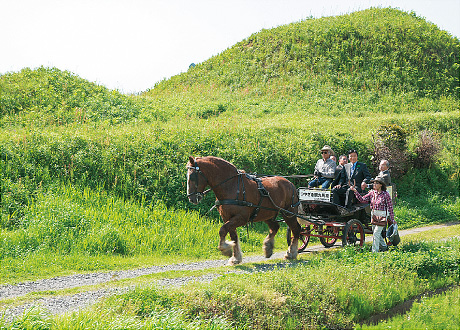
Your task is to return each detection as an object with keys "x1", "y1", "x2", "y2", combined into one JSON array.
[{"x1": 187, "y1": 164, "x2": 299, "y2": 222}]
